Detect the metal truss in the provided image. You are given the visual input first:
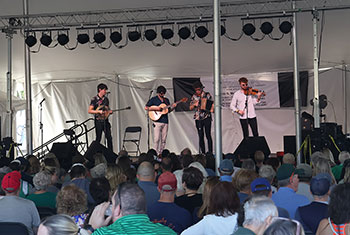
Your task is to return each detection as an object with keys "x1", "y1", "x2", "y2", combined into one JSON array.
[{"x1": 0, "y1": 0, "x2": 350, "y2": 30}]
